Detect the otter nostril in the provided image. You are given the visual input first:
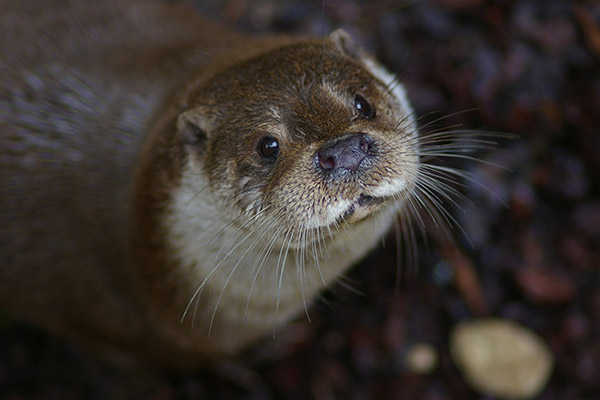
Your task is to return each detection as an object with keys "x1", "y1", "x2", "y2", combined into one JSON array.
[
  {"x1": 359, "y1": 134, "x2": 370, "y2": 153},
  {"x1": 318, "y1": 153, "x2": 336, "y2": 170},
  {"x1": 316, "y1": 133, "x2": 373, "y2": 173}
]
